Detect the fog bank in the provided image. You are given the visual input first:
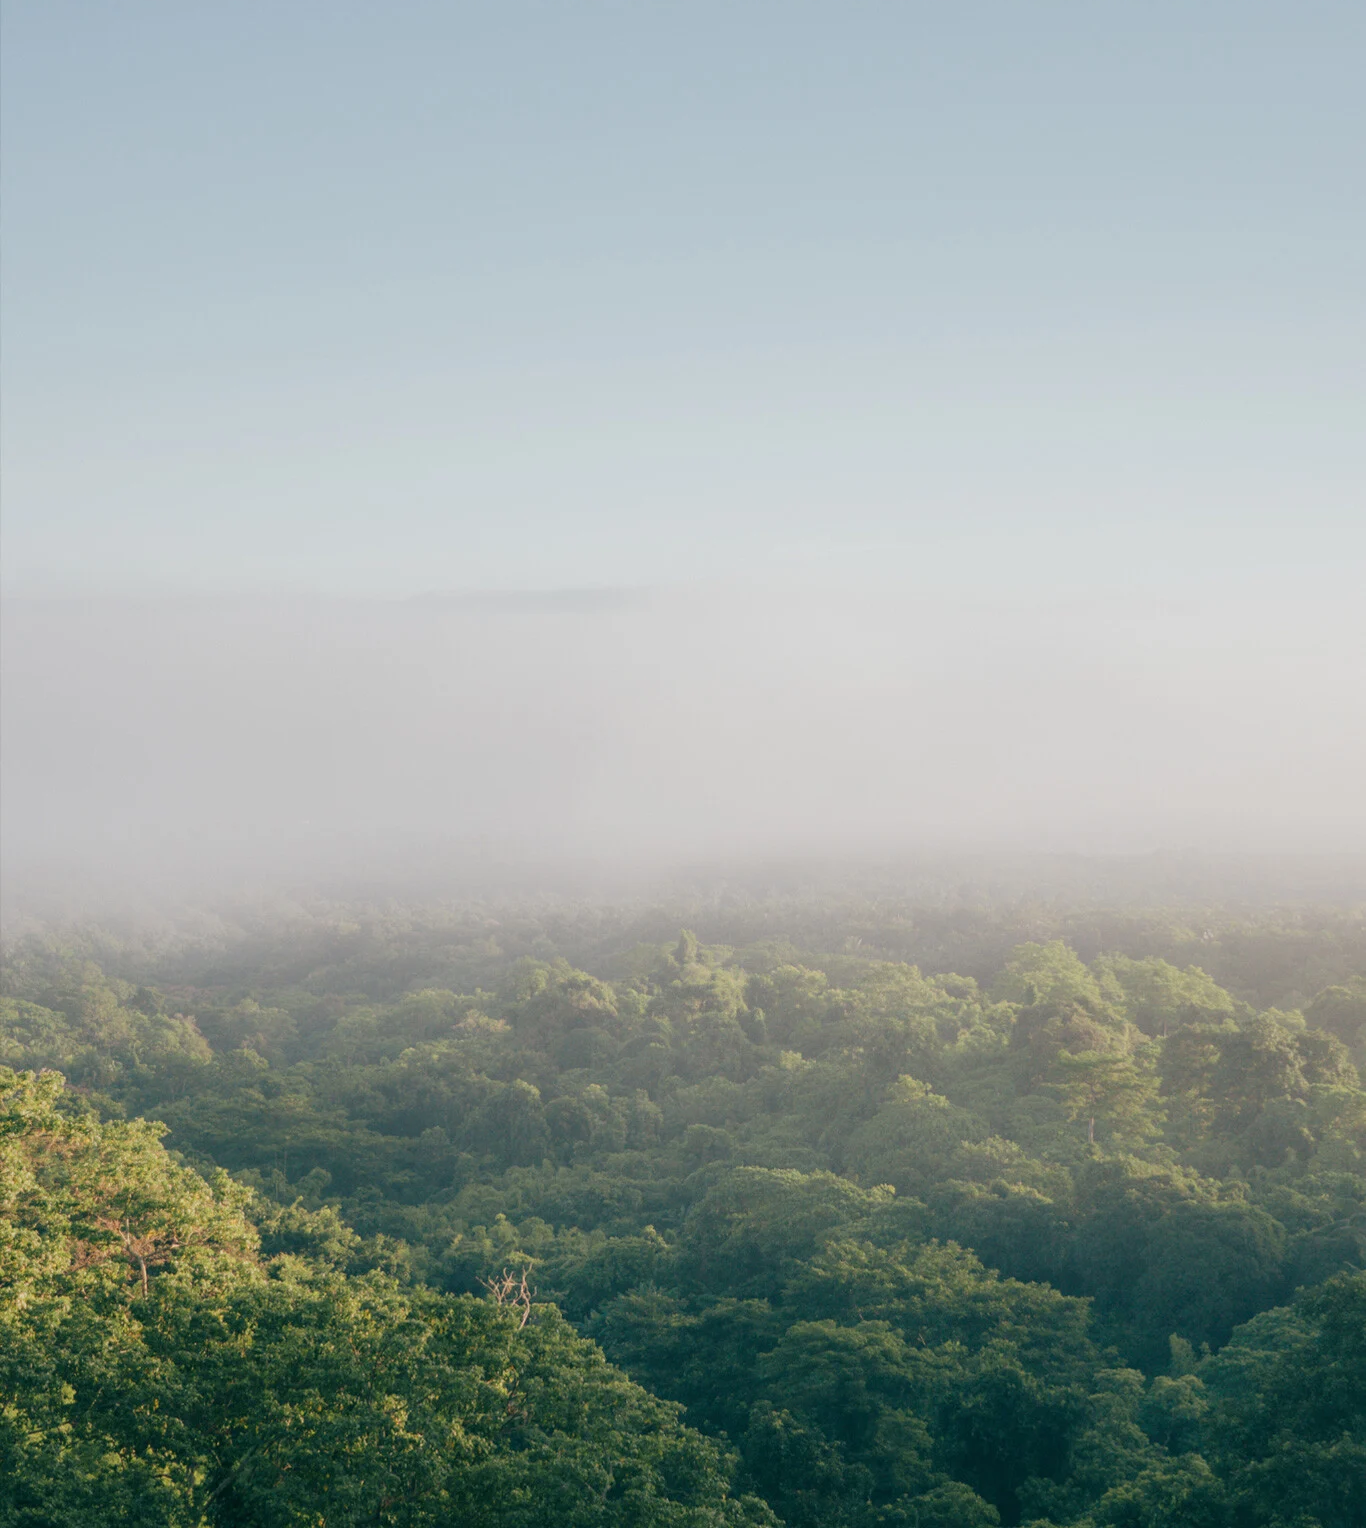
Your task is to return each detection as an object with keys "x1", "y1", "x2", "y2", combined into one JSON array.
[{"x1": 3, "y1": 582, "x2": 1363, "y2": 911}]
